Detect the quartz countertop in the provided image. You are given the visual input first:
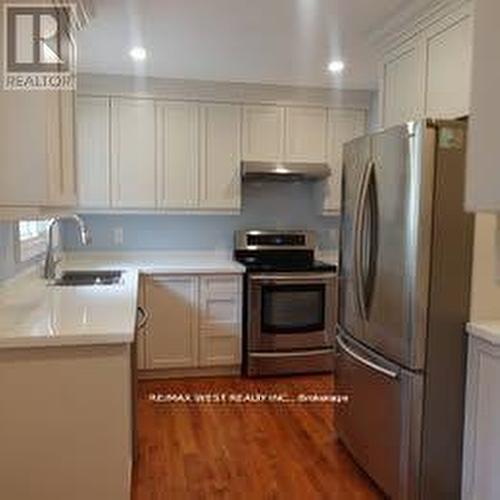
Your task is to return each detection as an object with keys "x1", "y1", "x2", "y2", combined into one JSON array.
[
  {"x1": 0, "y1": 252, "x2": 245, "y2": 350},
  {"x1": 467, "y1": 321, "x2": 500, "y2": 346}
]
